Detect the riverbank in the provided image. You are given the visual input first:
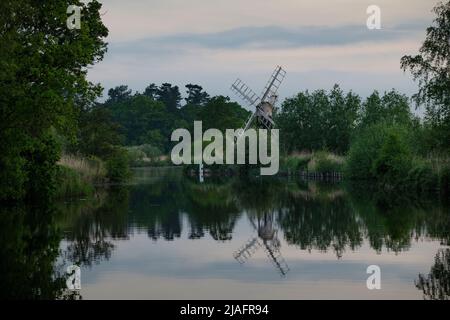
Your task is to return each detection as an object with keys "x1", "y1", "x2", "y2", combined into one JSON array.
[{"x1": 55, "y1": 154, "x2": 107, "y2": 199}]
